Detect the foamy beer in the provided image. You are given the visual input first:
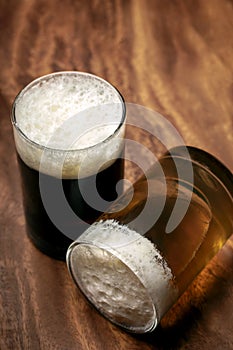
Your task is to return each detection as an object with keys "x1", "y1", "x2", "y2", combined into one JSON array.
[
  {"x1": 67, "y1": 146, "x2": 233, "y2": 333},
  {"x1": 11, "y1": 72, "x2": 126, "y2": 260}
]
